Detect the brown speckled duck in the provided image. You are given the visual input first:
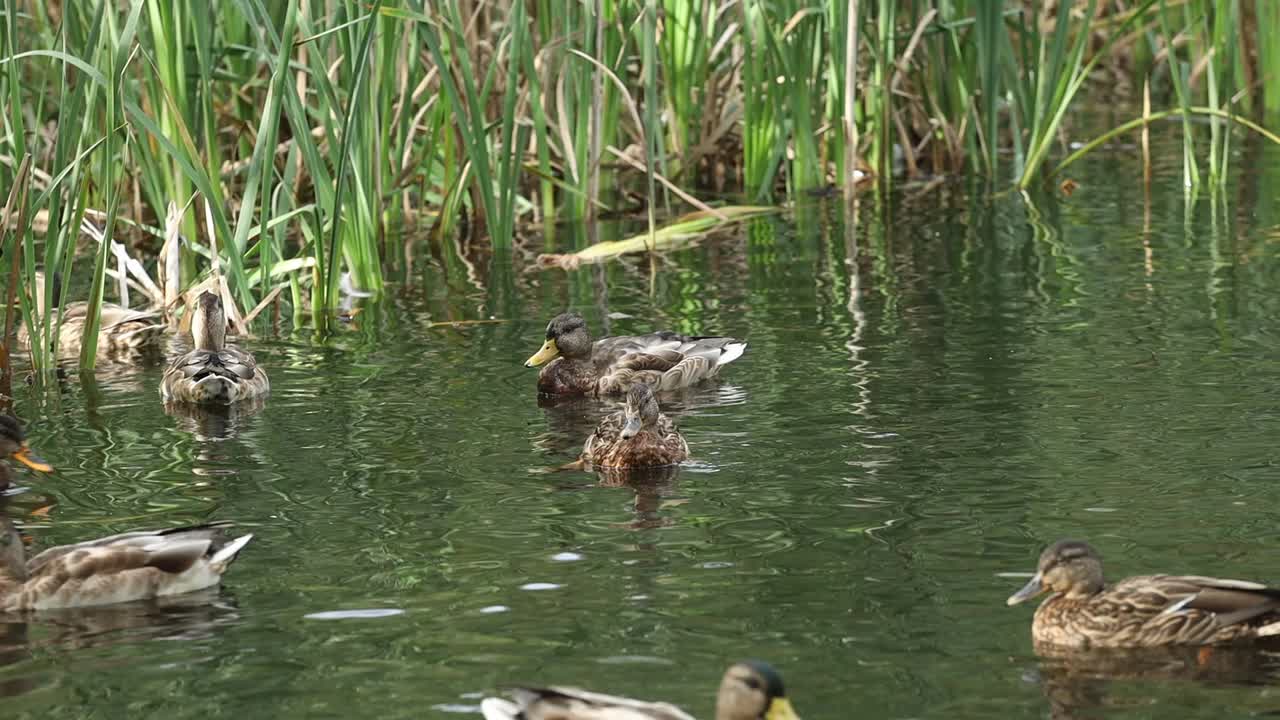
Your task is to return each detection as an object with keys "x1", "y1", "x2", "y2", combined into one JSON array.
[
  {"x1": 1007, "y1": 539, "x2": 1280, "y2": 649},
  {"x1": 481, "y1": 660, "x2": 799, "y2": 720},
  {"x1": 582, "y1": 384, "x2": 688, "y2": 469},
  {"x1": 0, "y1": 516, "x2": 252, "y2": 611},
  {"x1": 16, "y1": 272, "x2": 163, "y2": 359},
  {"x1": 160, "y1": 291, "x2": 269, "y2": 405},
  {"x1": 525, "y1": 312, "x2": 745, "y2": 396},
  {"x1": 0, "y1": 417, "x2": 51, "y2": 493}
]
